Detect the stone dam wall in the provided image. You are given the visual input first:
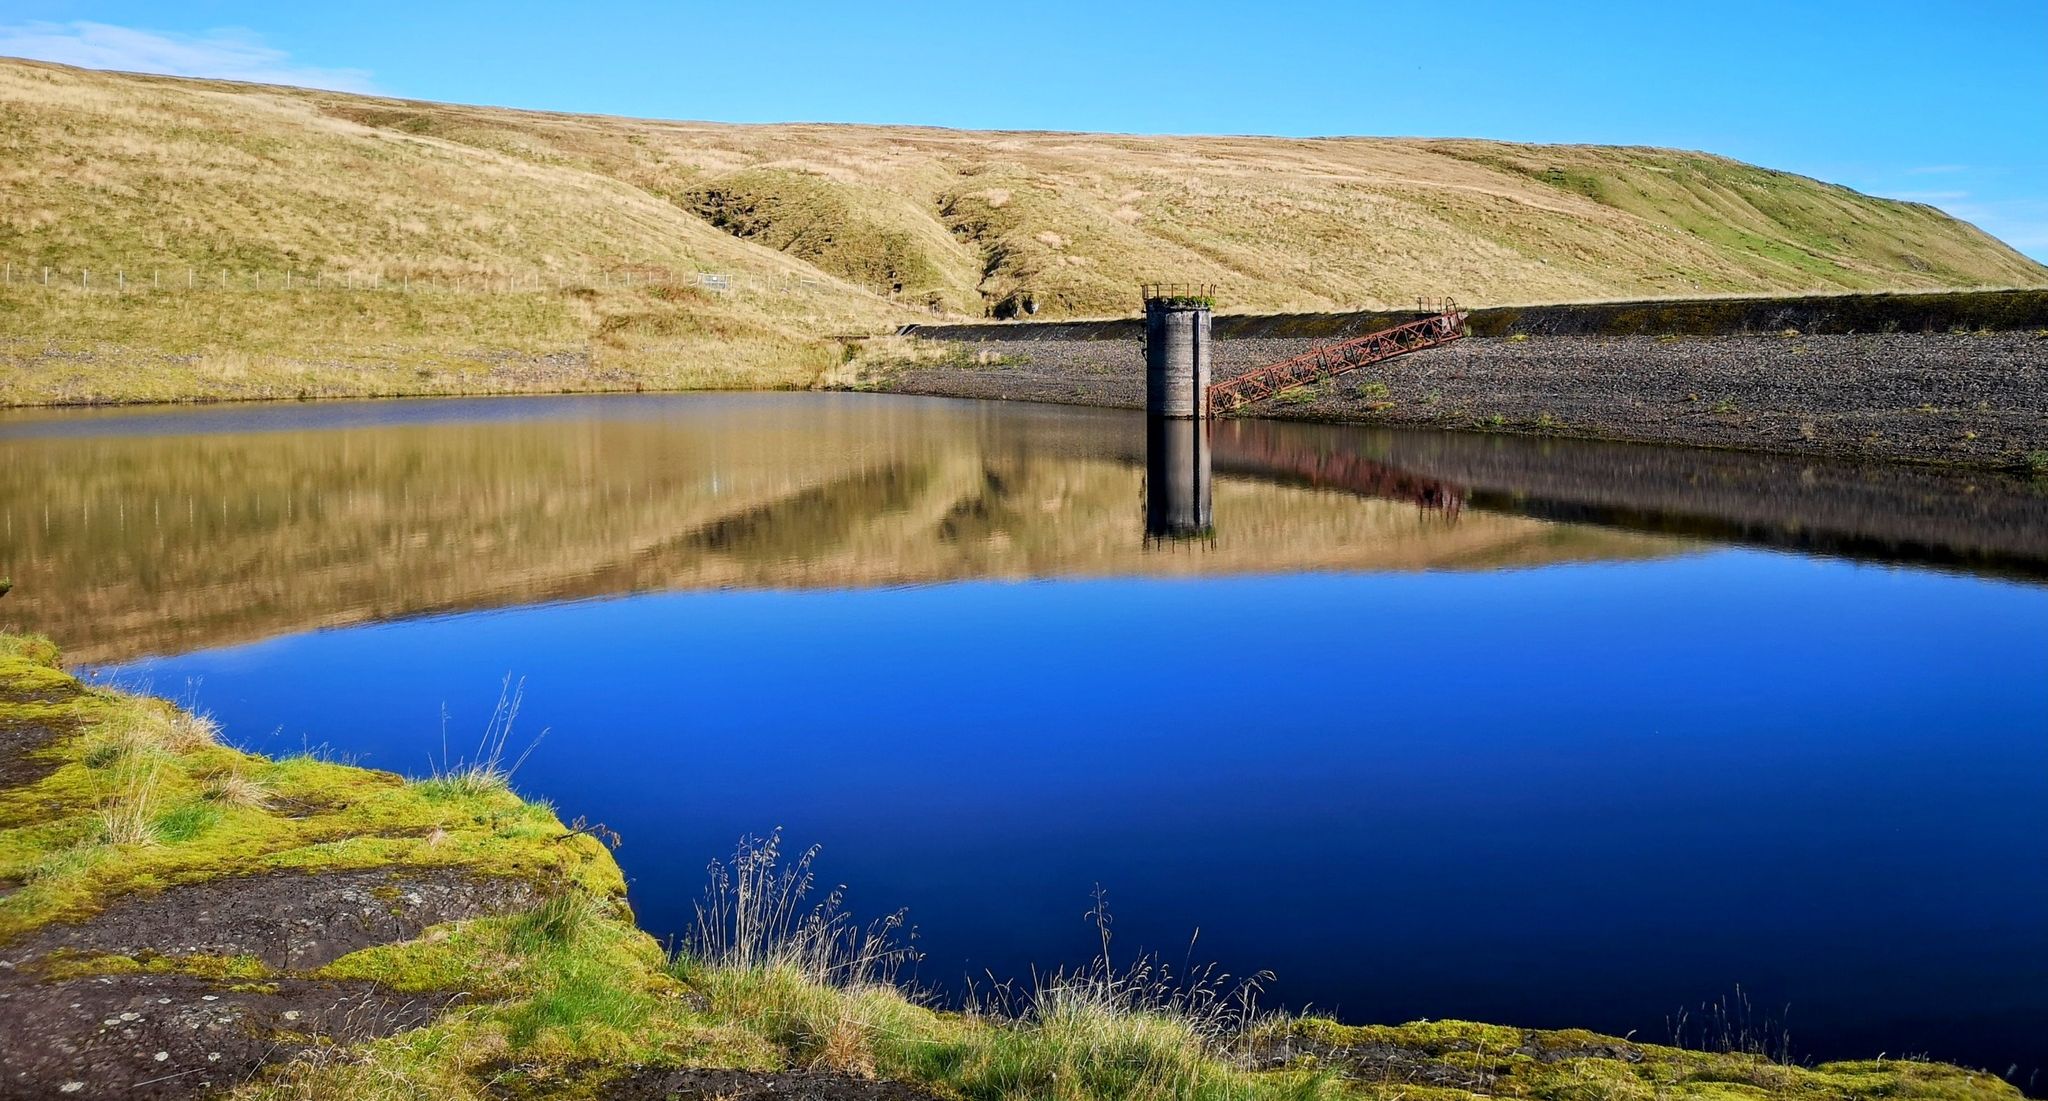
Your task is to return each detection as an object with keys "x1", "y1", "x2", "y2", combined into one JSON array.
[{"x1": 903, "y1": 288, "x2": 2048, "y2": 343}]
